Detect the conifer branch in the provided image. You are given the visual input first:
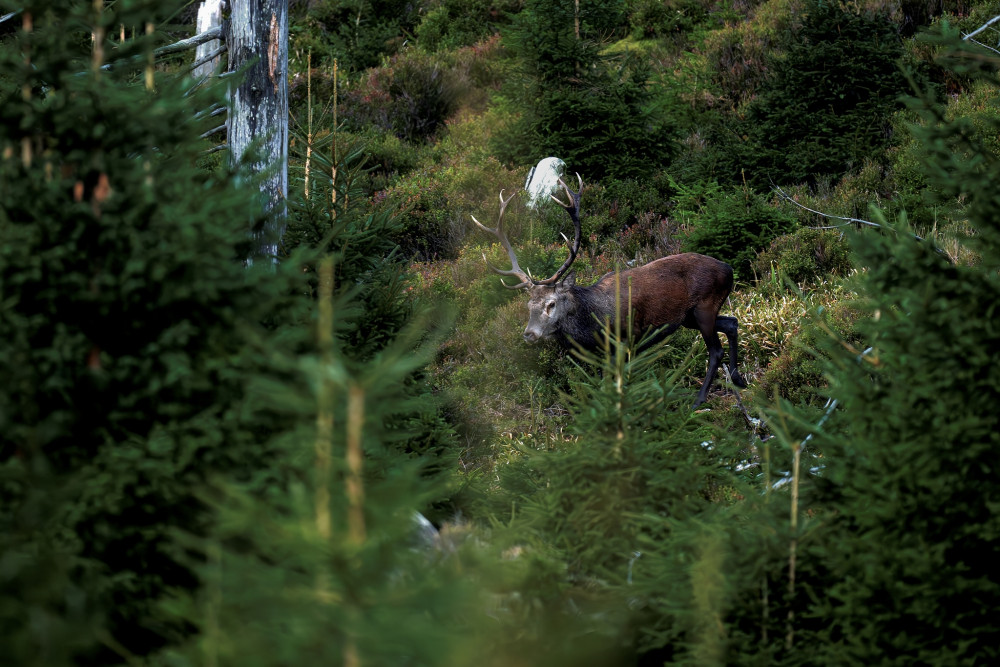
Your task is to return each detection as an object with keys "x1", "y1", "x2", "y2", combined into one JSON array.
[
  {"x1": 316, "y1": 257, "x2": 335, "y2": 543},
  {"x1": 346, "y1": 384, "x2": 367, "y2": 544}
]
